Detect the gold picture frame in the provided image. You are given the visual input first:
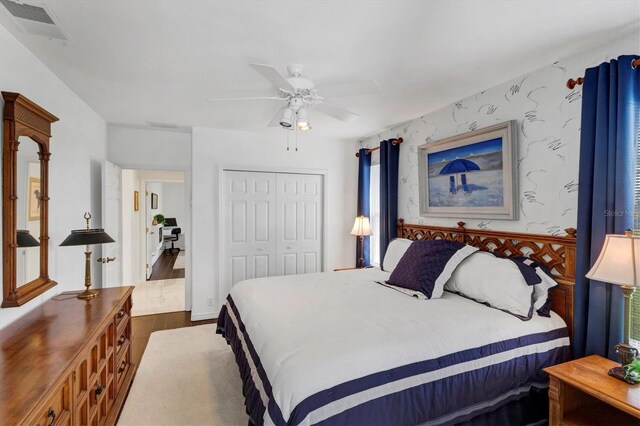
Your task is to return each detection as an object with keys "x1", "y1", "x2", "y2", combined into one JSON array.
[
  {"x1": 134, "y1": 191, "x2": 139, "y2": 212},
  {"x1": 28, "y1": 176, "x2": 41, "y2": 221}
]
